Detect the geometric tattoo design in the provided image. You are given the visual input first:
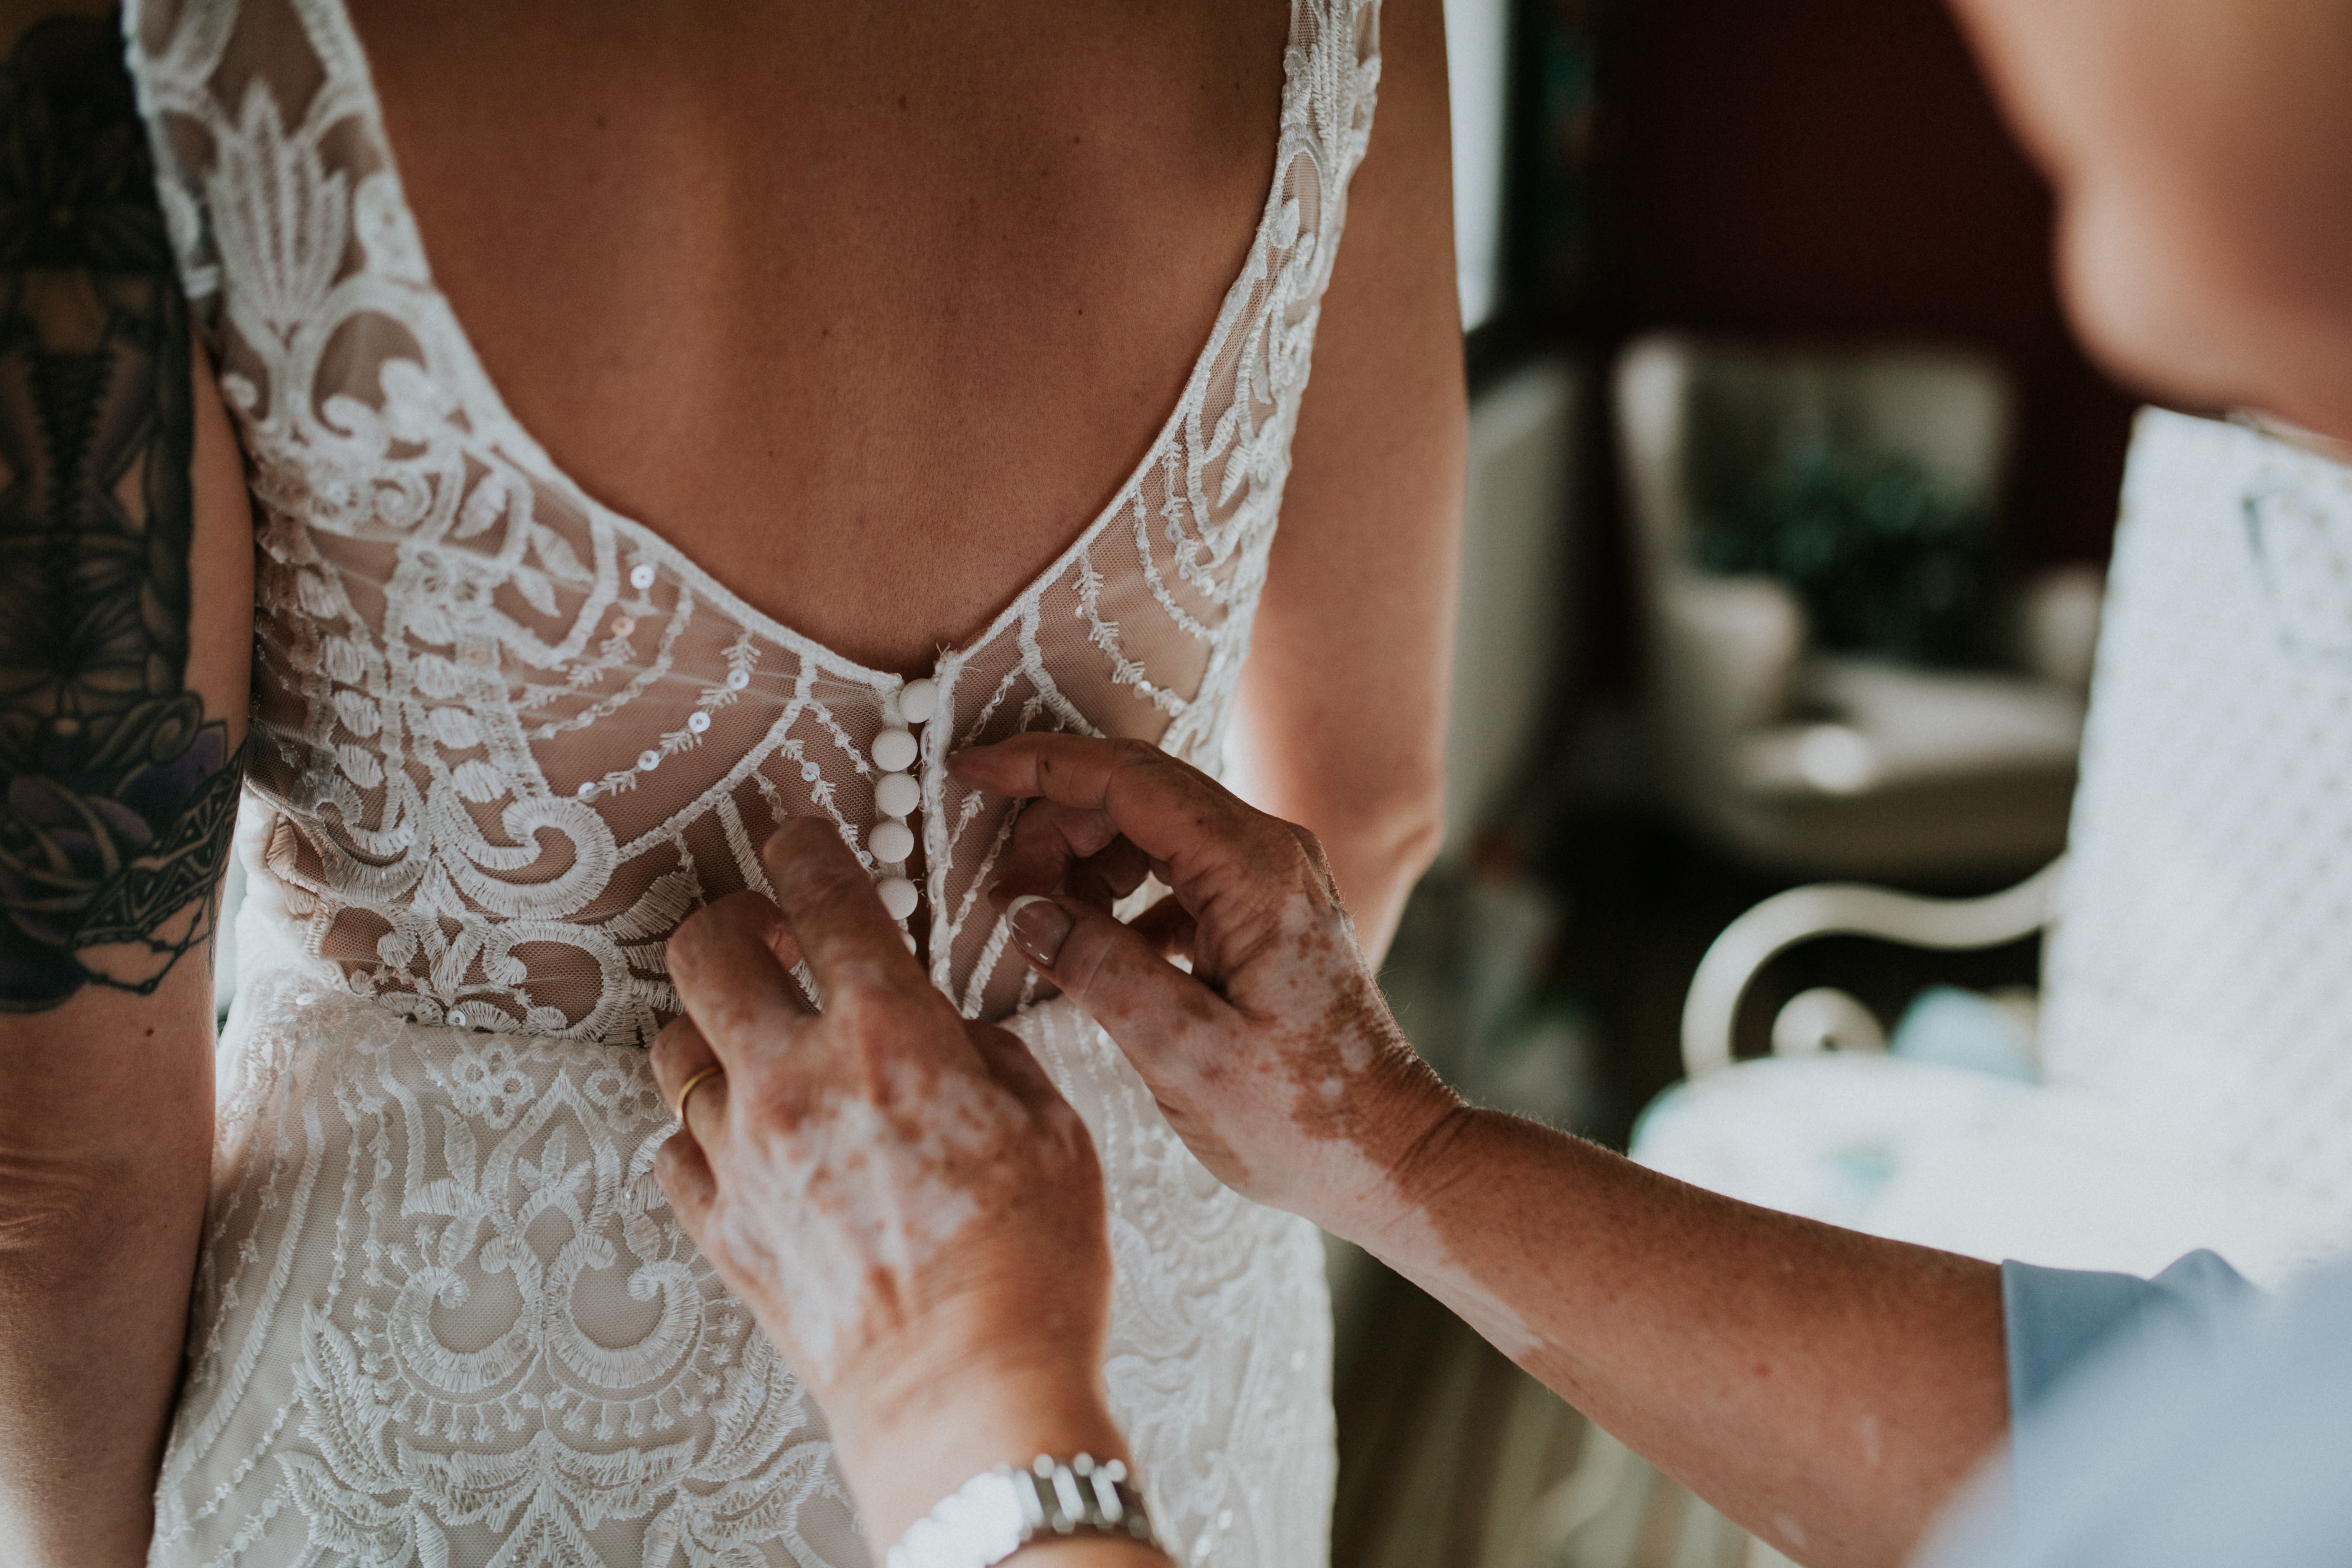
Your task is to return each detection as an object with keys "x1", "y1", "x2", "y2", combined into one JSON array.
[{"x1": 0, "y1": 13, "x2": 245, "y2": 1009}]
